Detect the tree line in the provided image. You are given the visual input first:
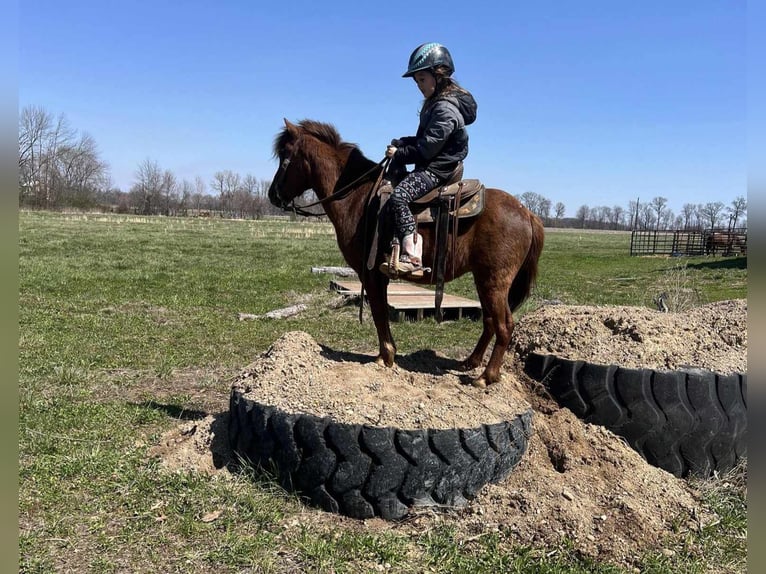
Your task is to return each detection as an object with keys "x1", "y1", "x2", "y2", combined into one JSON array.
[
  {"x1": 518, "y1": 191, "x2": 747, "y2": 231},
  {"x1": 19, "y1": 105, "x2": 747, "y2": 229},
  {"x1": 18, "y1": 105, "x2": 287, "y2": 219}
]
